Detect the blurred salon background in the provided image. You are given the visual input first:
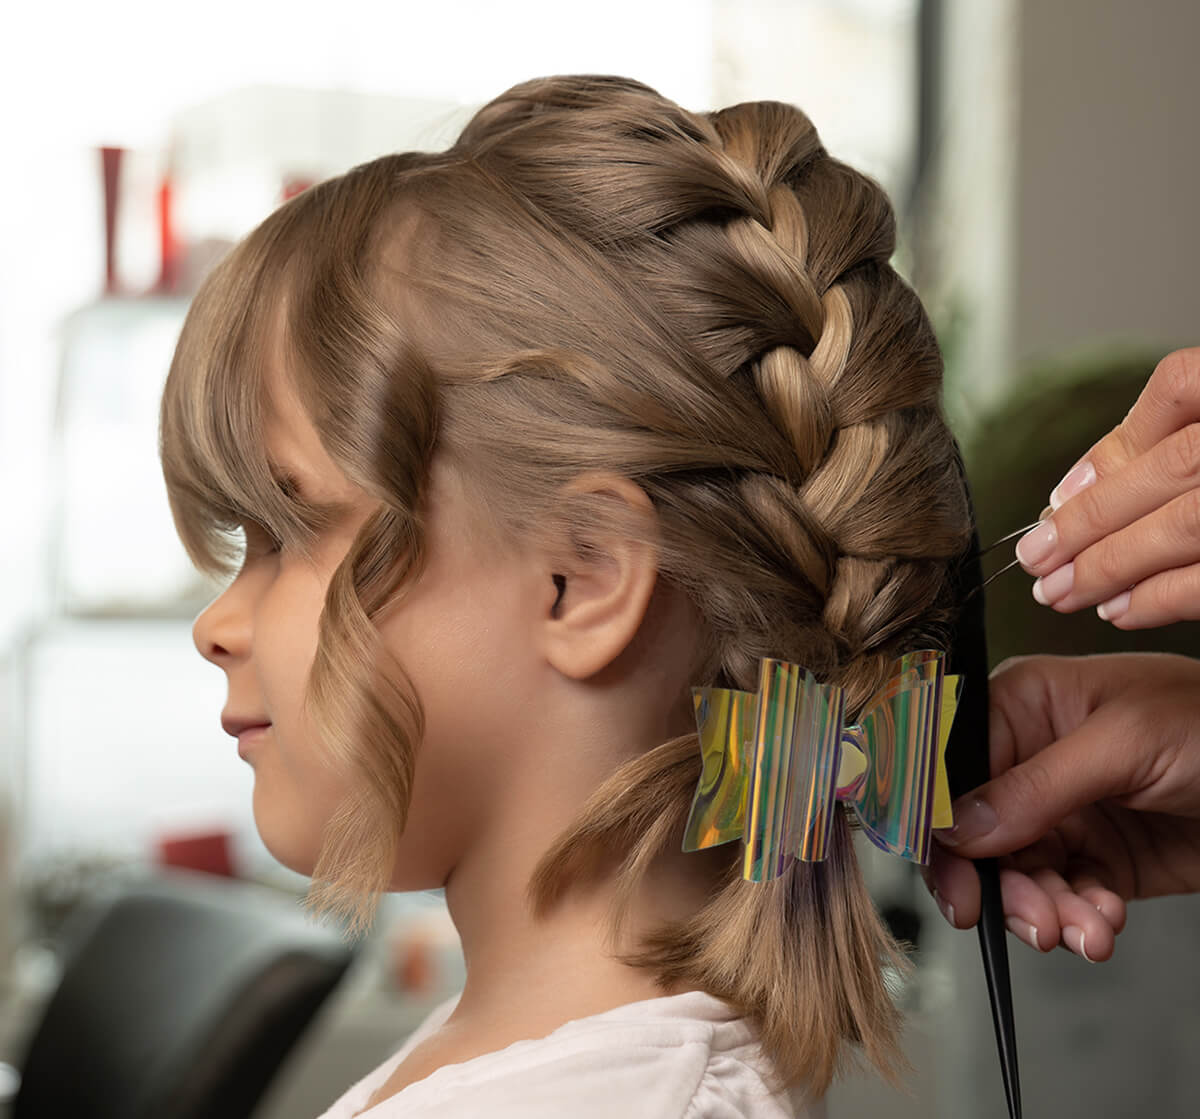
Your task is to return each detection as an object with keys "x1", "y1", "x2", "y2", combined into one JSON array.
[{"x1": 0, "y1": 1, "x2": 1196, "y2": 1116}]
